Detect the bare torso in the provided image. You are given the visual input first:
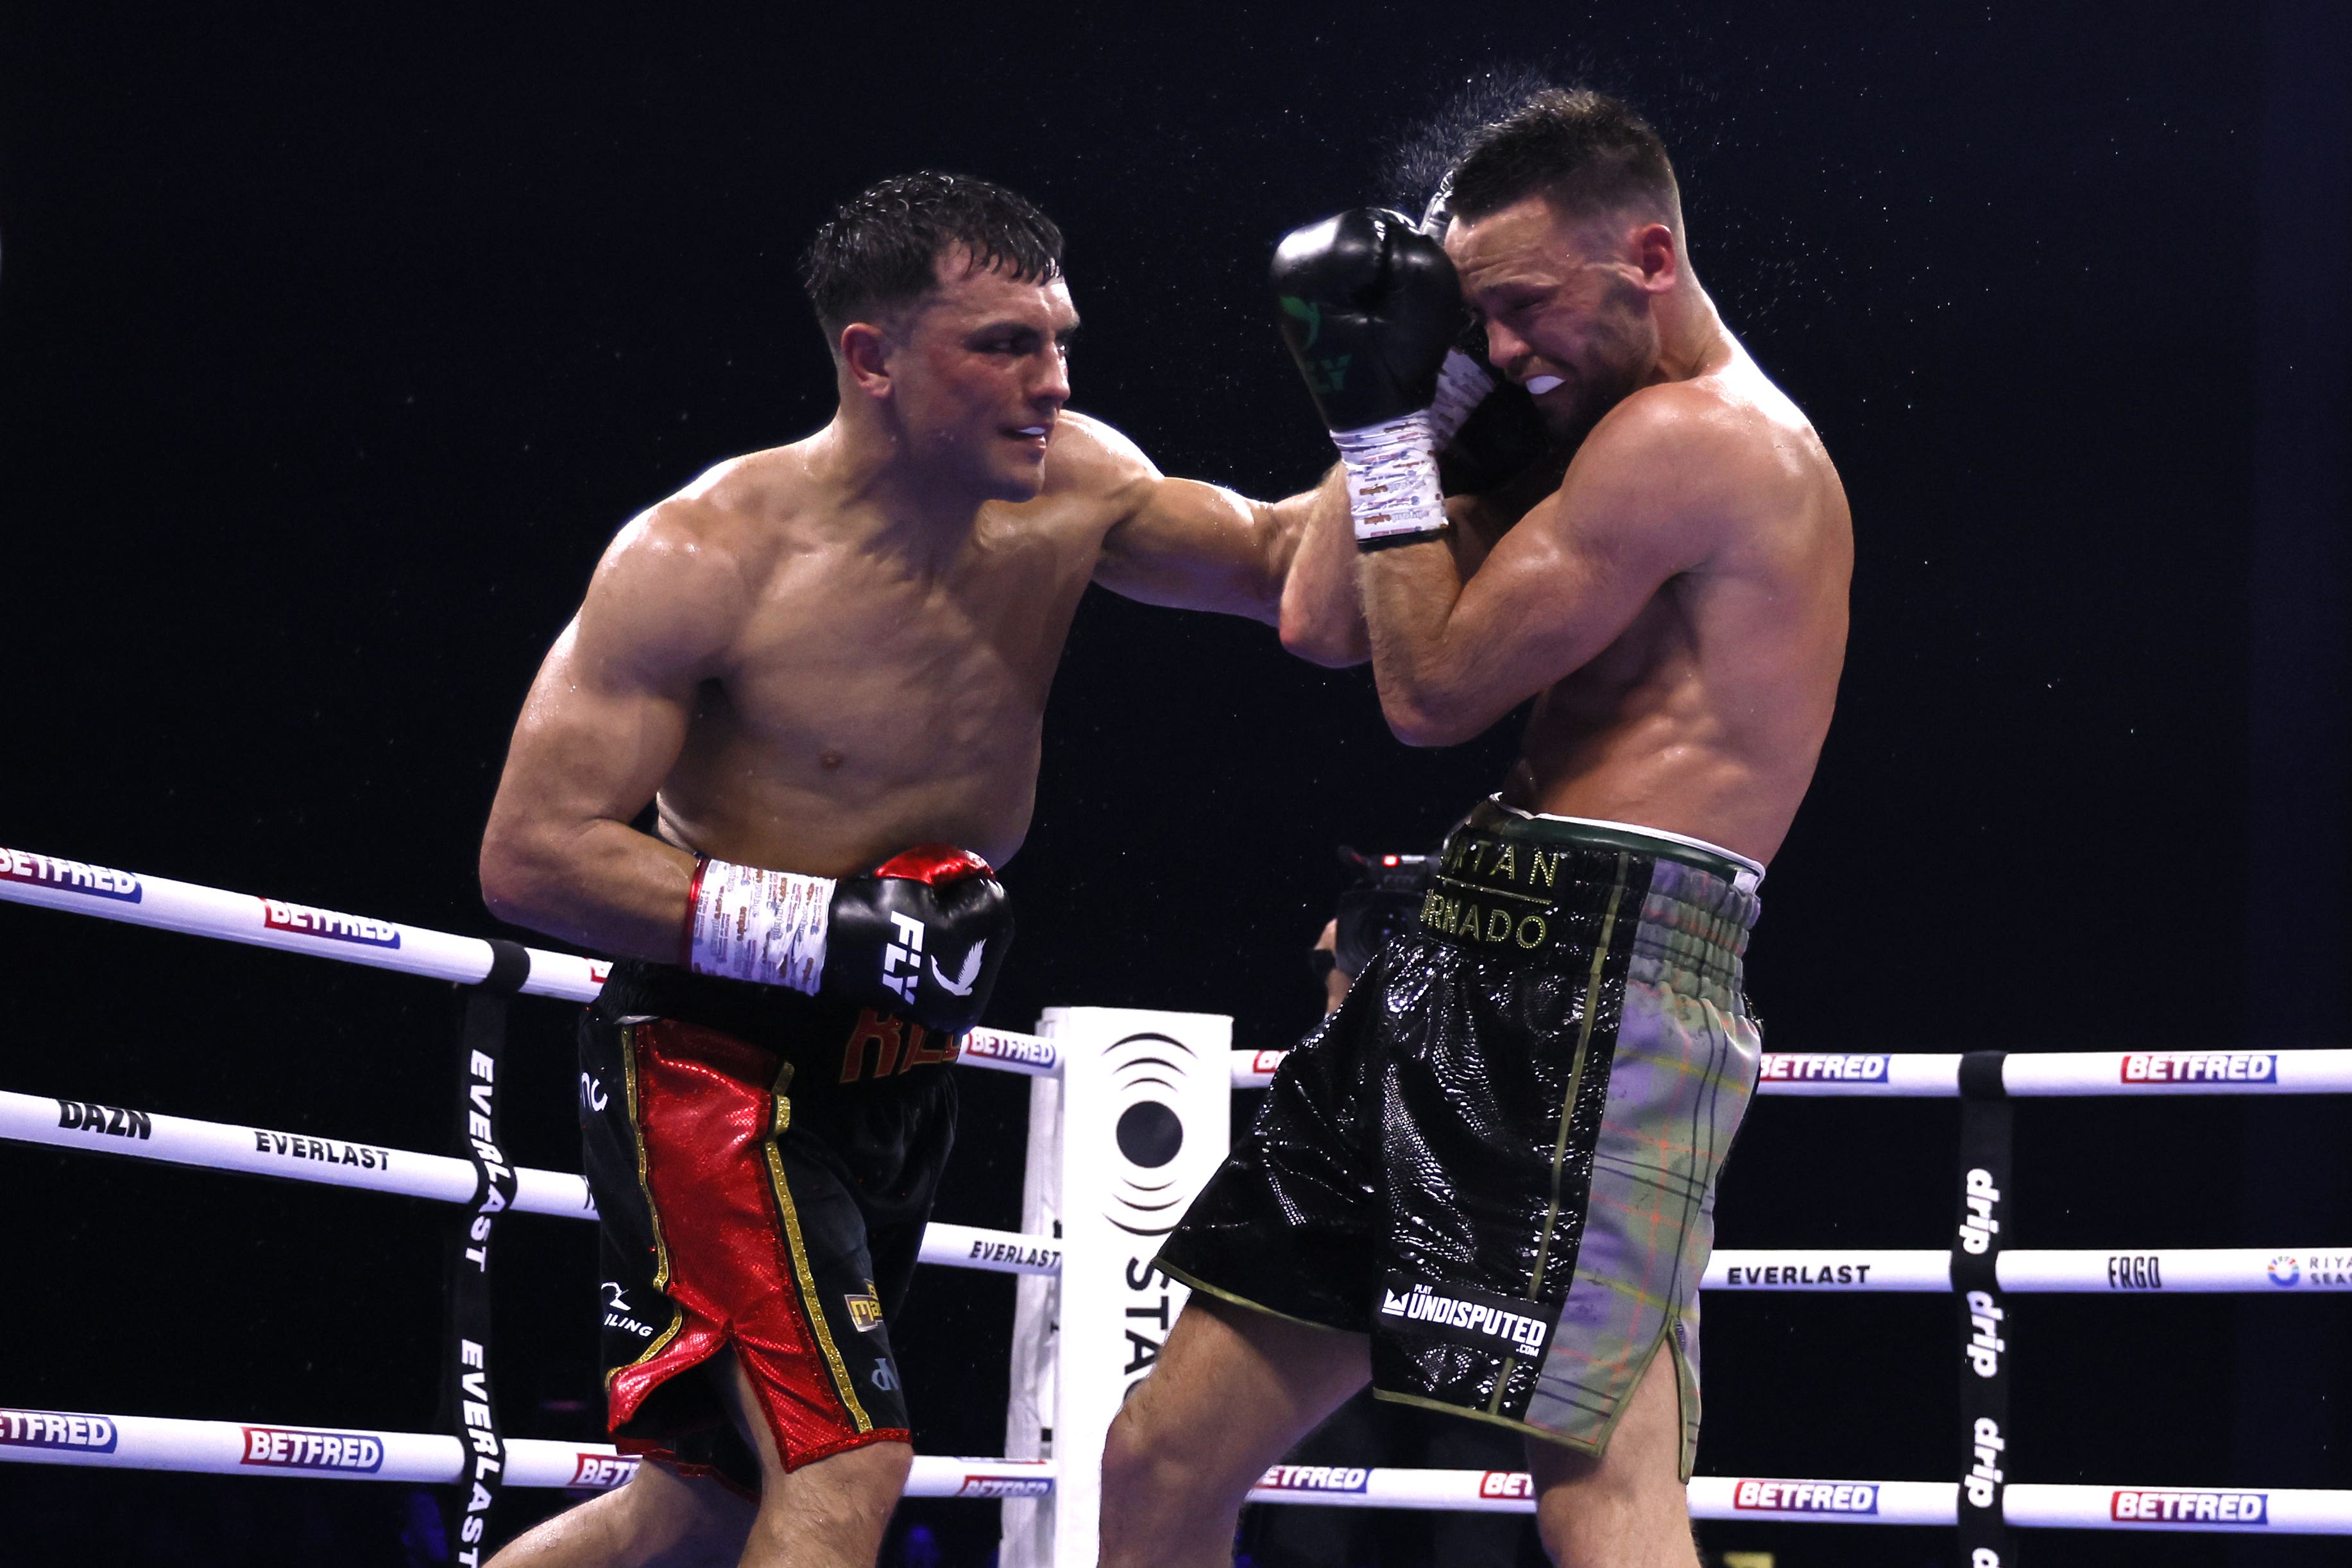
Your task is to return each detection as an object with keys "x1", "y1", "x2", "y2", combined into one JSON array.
[
  {"x1": 1501, "y1": 346, "x2": 1850, "y2": 862},
  {"x1": 651, "y1": 441, "x2": 1112, "y2": 876}
]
